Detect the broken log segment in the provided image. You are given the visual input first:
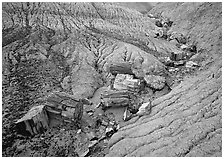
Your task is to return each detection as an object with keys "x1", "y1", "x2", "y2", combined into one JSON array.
[
  {"x1": 113, "y1": 74, "x2": 142, "y2": 92},
  {"x1": 107, "y1": 62, "x2": 135, "y2": 76},
  {"x1": 15, "y1": 105, "x2": 49, "y2": 136},
  {"x1": 15, "y1": 91, "x2": 93, "y2": 135}
]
